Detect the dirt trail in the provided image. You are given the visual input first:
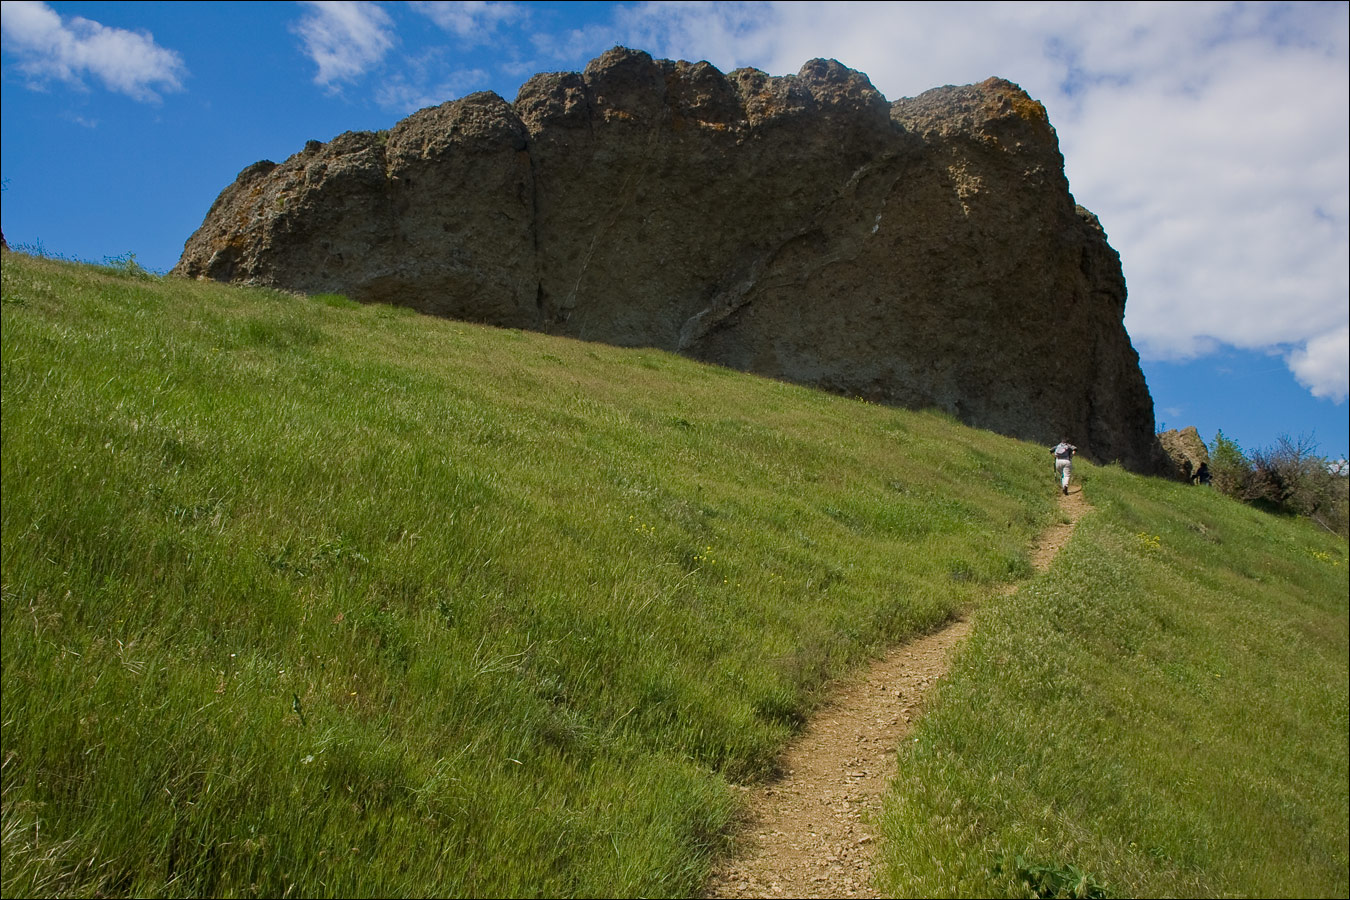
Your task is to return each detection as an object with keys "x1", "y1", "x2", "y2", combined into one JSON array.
[{"x1": 704, "y1": 486, "x2": 1090, "y2": 899}]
